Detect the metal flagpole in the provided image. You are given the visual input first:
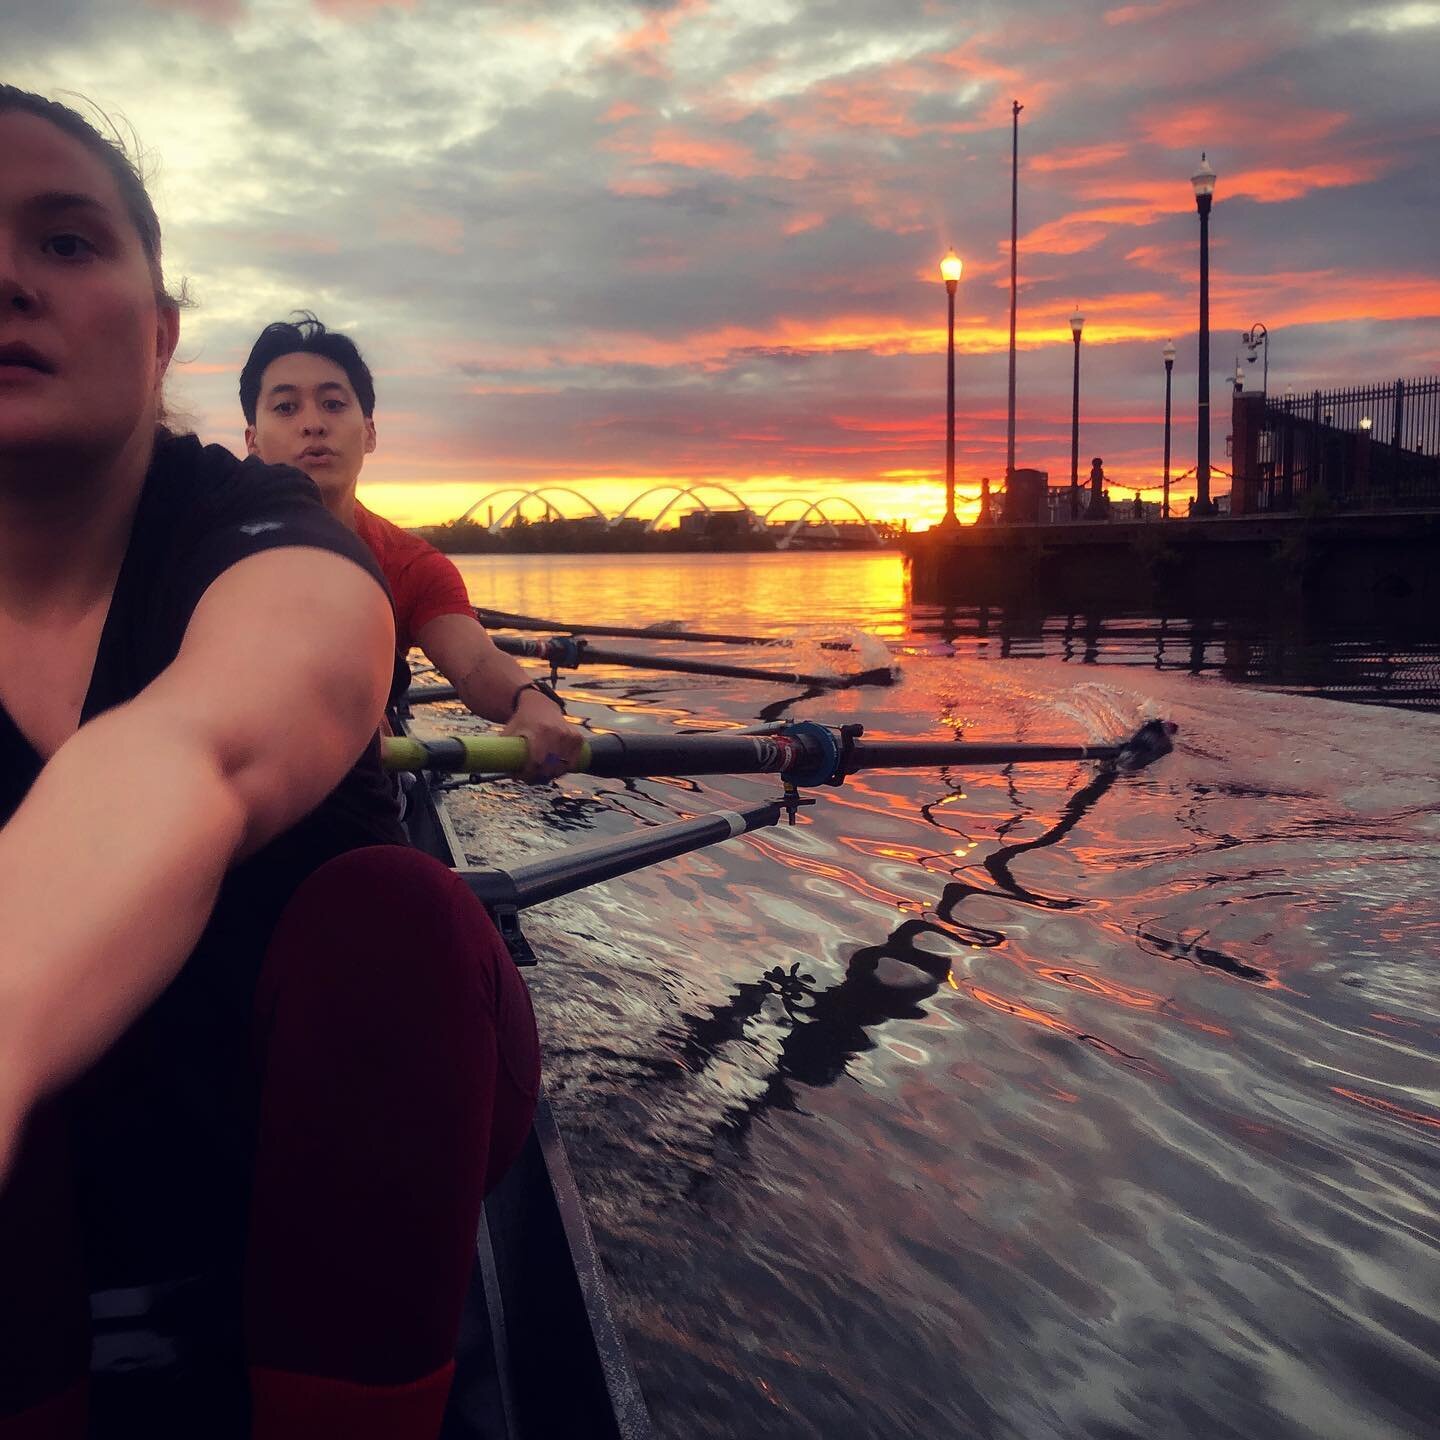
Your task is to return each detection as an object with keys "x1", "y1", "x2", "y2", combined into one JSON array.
[{"x1": 1006, "y1": 100, "x2": 1022, "y2": 483}]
